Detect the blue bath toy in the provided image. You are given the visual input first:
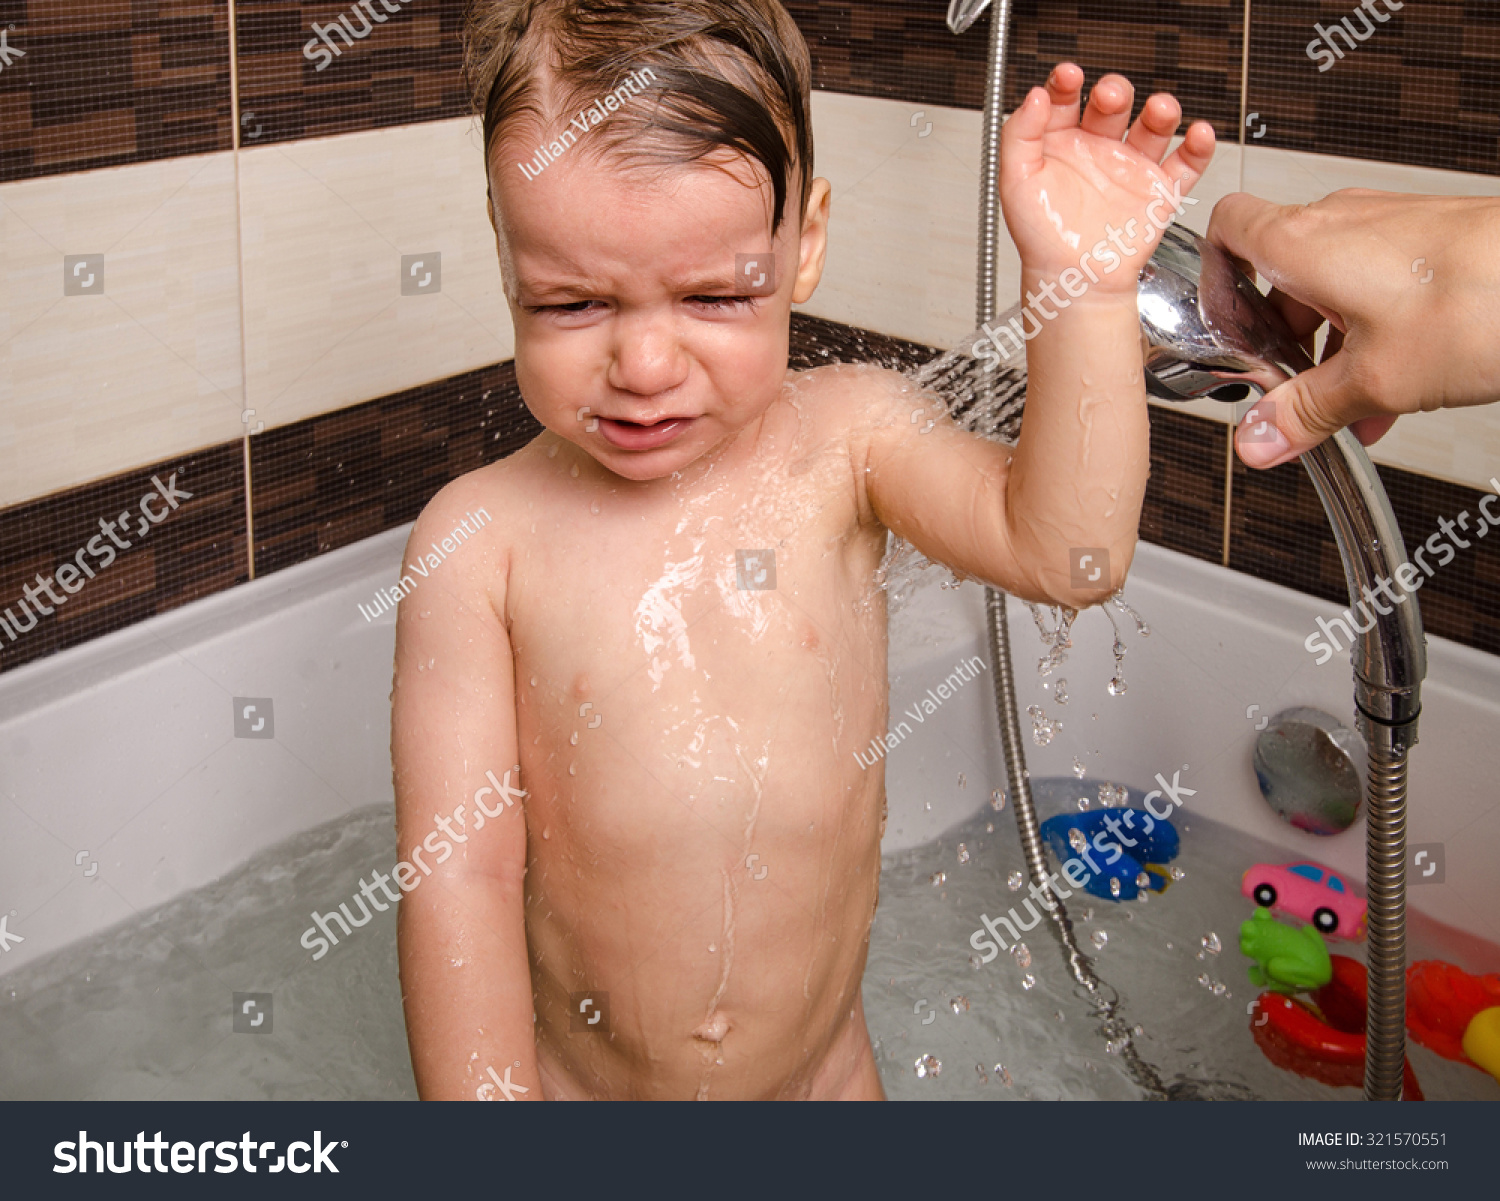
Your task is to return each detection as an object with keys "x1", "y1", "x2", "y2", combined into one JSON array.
[{"x1": 1039, "y1": 806, "x2": 1180, "y2": 902}]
